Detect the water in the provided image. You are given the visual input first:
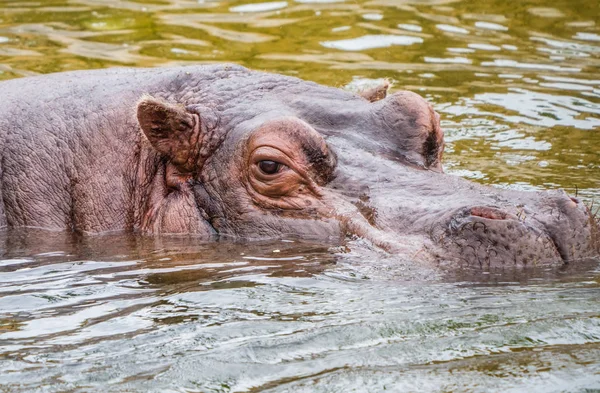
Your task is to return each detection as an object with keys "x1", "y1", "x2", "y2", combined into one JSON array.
[
  {"x1": 0, "y1": 0, "x2": 599, "y2": 391},
  {"x1": 1, "y1": 231, "x2": 599, "y2": 392}
]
